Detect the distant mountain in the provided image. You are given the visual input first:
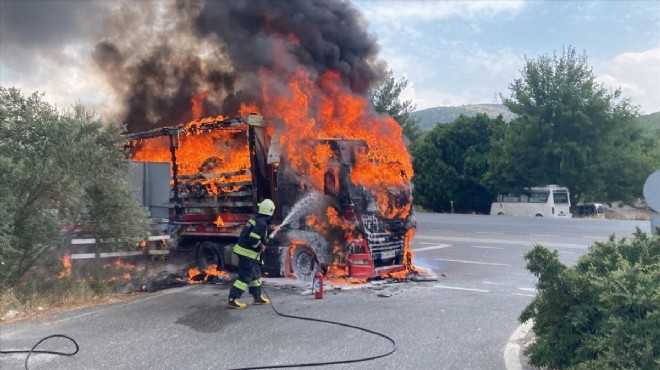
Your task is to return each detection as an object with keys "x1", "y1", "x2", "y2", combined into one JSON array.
[
  {"x1": 411, "y1": 104, "x2": 516, "y2": 130},
  {"x1": 638, "y1": 111, "x2": 660, "y2": 135},
  {"x1": 413, "y1": 105, "x2": 660, "y2": 133}
]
